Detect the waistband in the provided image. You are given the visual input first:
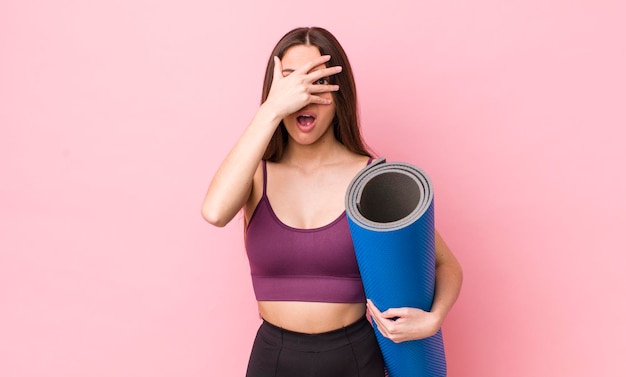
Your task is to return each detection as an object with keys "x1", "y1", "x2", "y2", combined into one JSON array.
[{"x1": 259, "y1": 315, "x2": 373, "y2": 352}]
